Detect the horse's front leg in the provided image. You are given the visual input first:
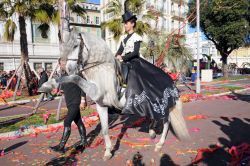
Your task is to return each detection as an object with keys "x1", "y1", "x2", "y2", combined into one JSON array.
[
  {"x1": 96, "y1": 104, "x2": 112, "y2": 161},
  {"x1": 37, "y1": 78, "x2": 59, "y2": 93},
  {"x1": 57, "y1": 75, "x2": 98, "y2": 100},
  {"x1": 155, "y1": 116, "x2": 170, "y2": 152}
]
